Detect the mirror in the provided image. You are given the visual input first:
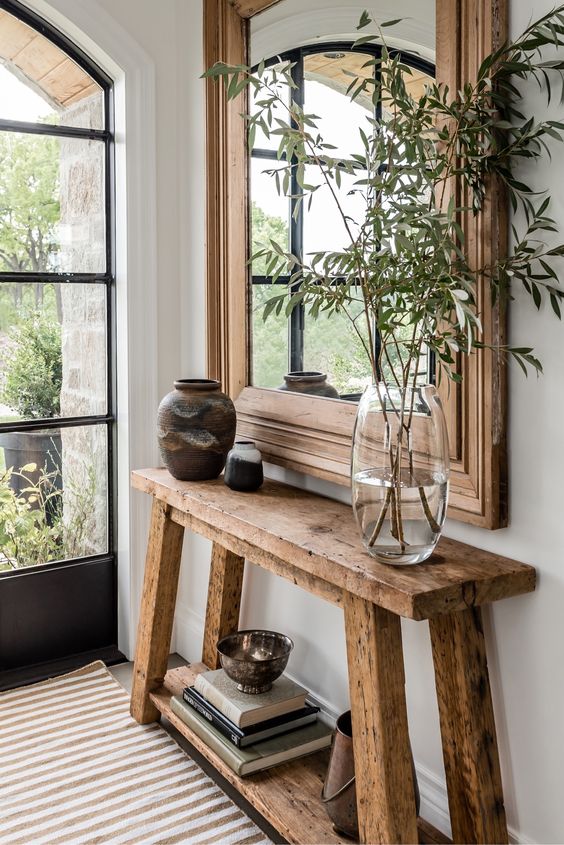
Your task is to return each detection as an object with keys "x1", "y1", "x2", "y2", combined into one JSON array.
[
  {"x1": 248, "y1": 2, "x2": 435, "y2": 400},
  {"x1": 205, "y1": 0, "x2": 509, "y2": 525}
]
